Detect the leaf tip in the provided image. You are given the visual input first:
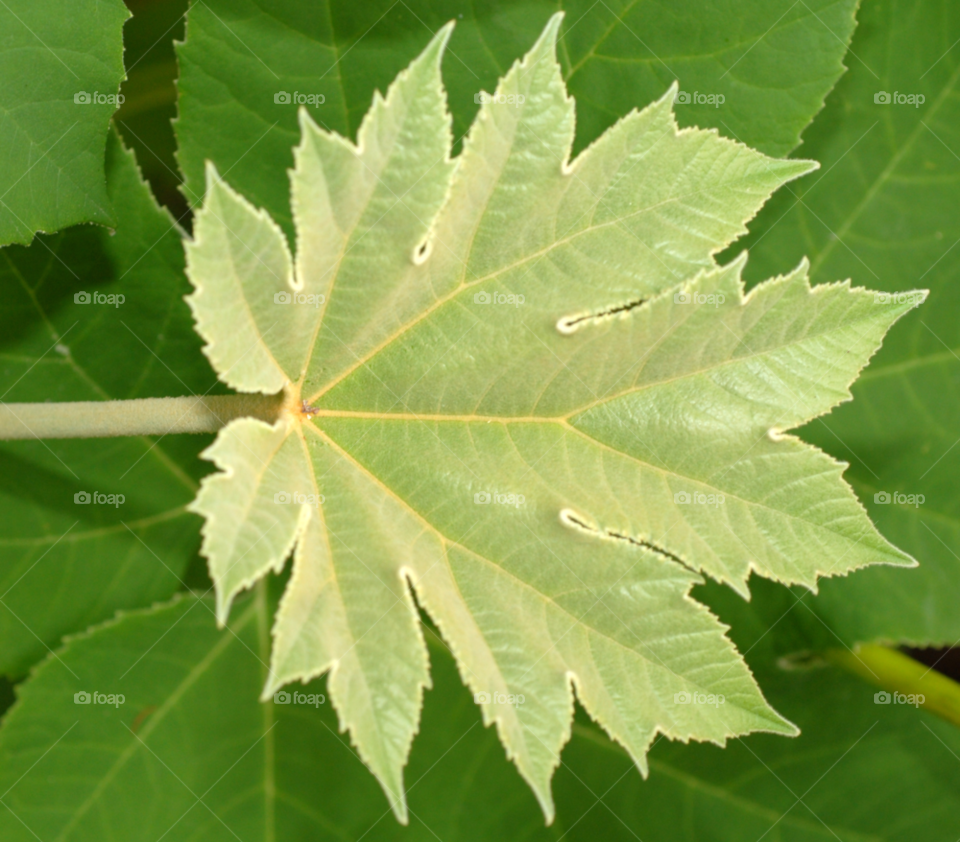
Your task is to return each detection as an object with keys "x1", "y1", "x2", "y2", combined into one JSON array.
[
  {"x1": 411, "y1": 18, "x2": 455, "y2": 76},
  {"x1": 390, "y1": 795, "x2": 410, "y2": 825},
  {"x1": 202, "y1": 158, "x2": 222, "y2": 195},
  {"x1": 523, "y1": 10, "x2": 565, "y2": 68},
  {"x1": 542, "y1": 10, "x2": 565, "y2": 42},
  {"x1": 793, "y1": 157, "x2": 820, "y2": 176},
  {"x1": 214, "y1": 590, "x2": 234, "y2": 628},
  {"x1": 431, "y1": 19, "x2": 456, "y2": 54},
  {"x1": 528, "y1": 781, "x2": 557, "y2": 826},
  {"x1": 766, "y1": 713, "x2": 801, "y2": 738}
]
